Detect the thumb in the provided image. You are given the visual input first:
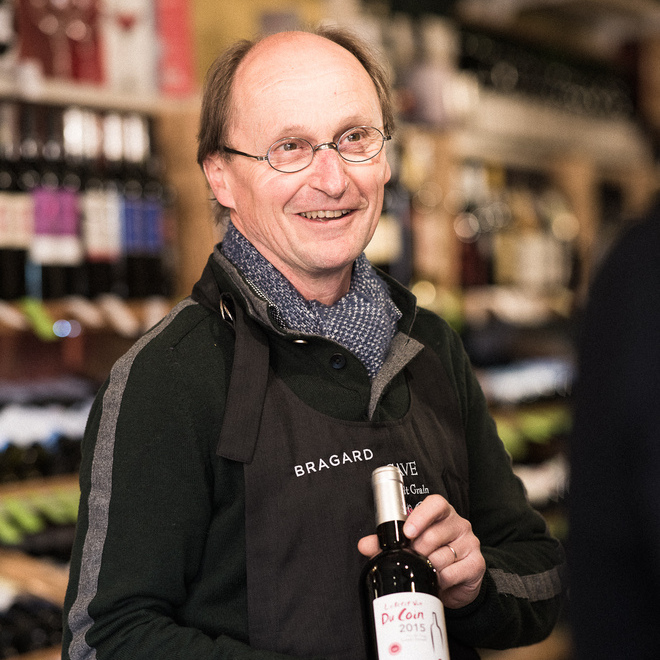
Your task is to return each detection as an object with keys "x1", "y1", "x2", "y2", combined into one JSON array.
[{"x1": 358, "y1": 533, "x2": 380, "y2": 558}]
